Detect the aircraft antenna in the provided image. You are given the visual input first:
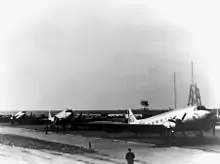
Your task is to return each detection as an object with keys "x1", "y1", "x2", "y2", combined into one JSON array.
[{"x1": 174, "y1": 72, "x2": 177, "y2": 109}]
